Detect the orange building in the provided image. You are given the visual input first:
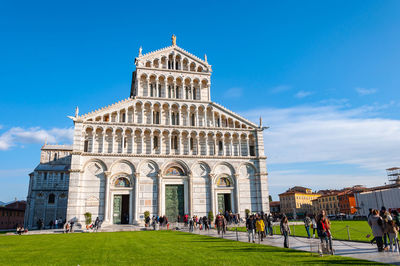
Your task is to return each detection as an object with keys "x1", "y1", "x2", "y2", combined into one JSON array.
[{"x1": 338, "y1": 186, "x2": 366, "y2": 215}]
